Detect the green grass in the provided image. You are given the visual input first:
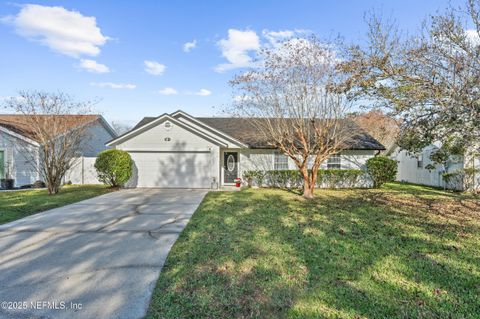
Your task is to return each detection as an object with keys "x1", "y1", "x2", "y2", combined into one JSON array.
[
  {"x1": 0, "y1": 185, "x2": 114, "y2": 224},
  {"x1": 147, "y1": 183, "x2": 480, "y2": 319}
]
